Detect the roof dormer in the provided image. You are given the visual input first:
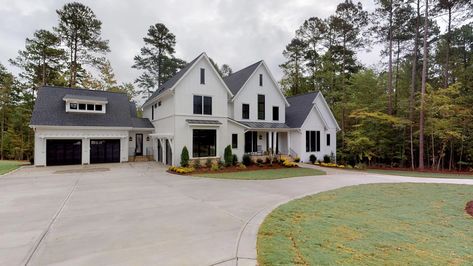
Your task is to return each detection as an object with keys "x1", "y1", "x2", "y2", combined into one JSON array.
[{"x1": 63, "y1": 94, "x2": 108, "y2": 114}]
